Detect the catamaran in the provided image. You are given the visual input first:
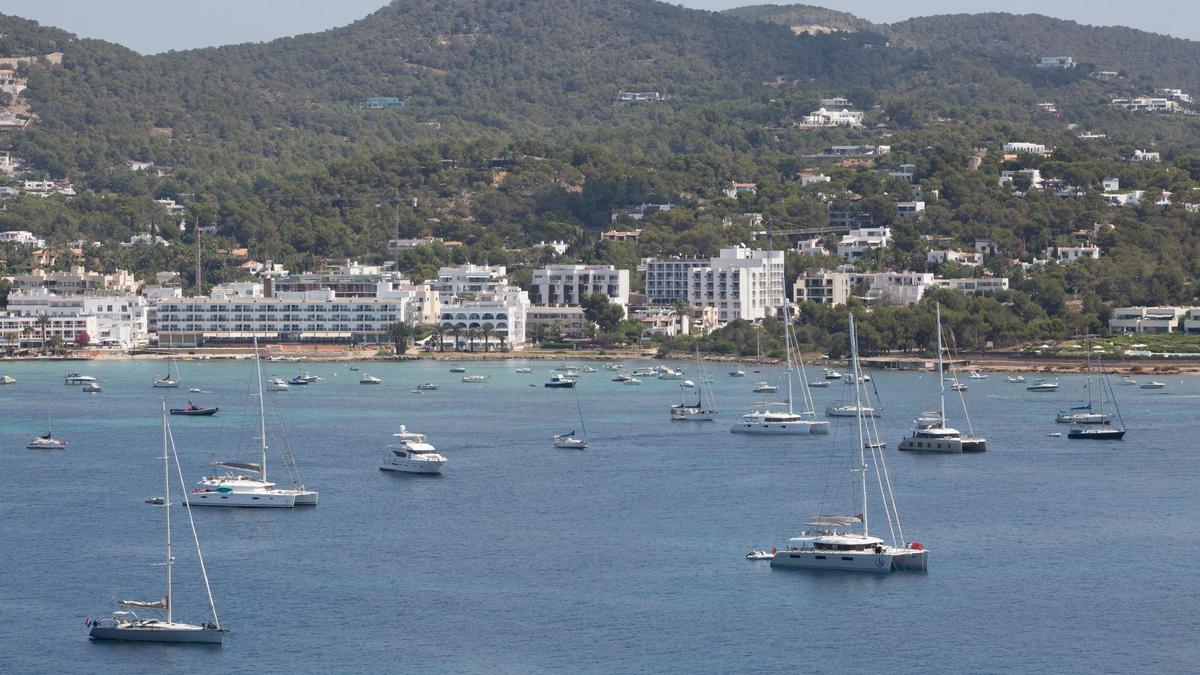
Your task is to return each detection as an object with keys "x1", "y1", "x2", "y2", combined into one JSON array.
[
  {"x1": 769, "y1": 313, "x2": 928, "y2": 573},
  {"x1": 28, "y1": 406, "x2": 67, "y2": 449},
  {"x1": 187, "y1": 340, "x2": 317, "y2": 507},
  {"x1": 898, "y1": 304, "x2": 986, "y2": 453},
  {"x1": 87, "y1": 403, "x2": 224, "y2": 644},
  {"x1": 732, "y1": 304, "x2": 829, "y2": 435}
]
